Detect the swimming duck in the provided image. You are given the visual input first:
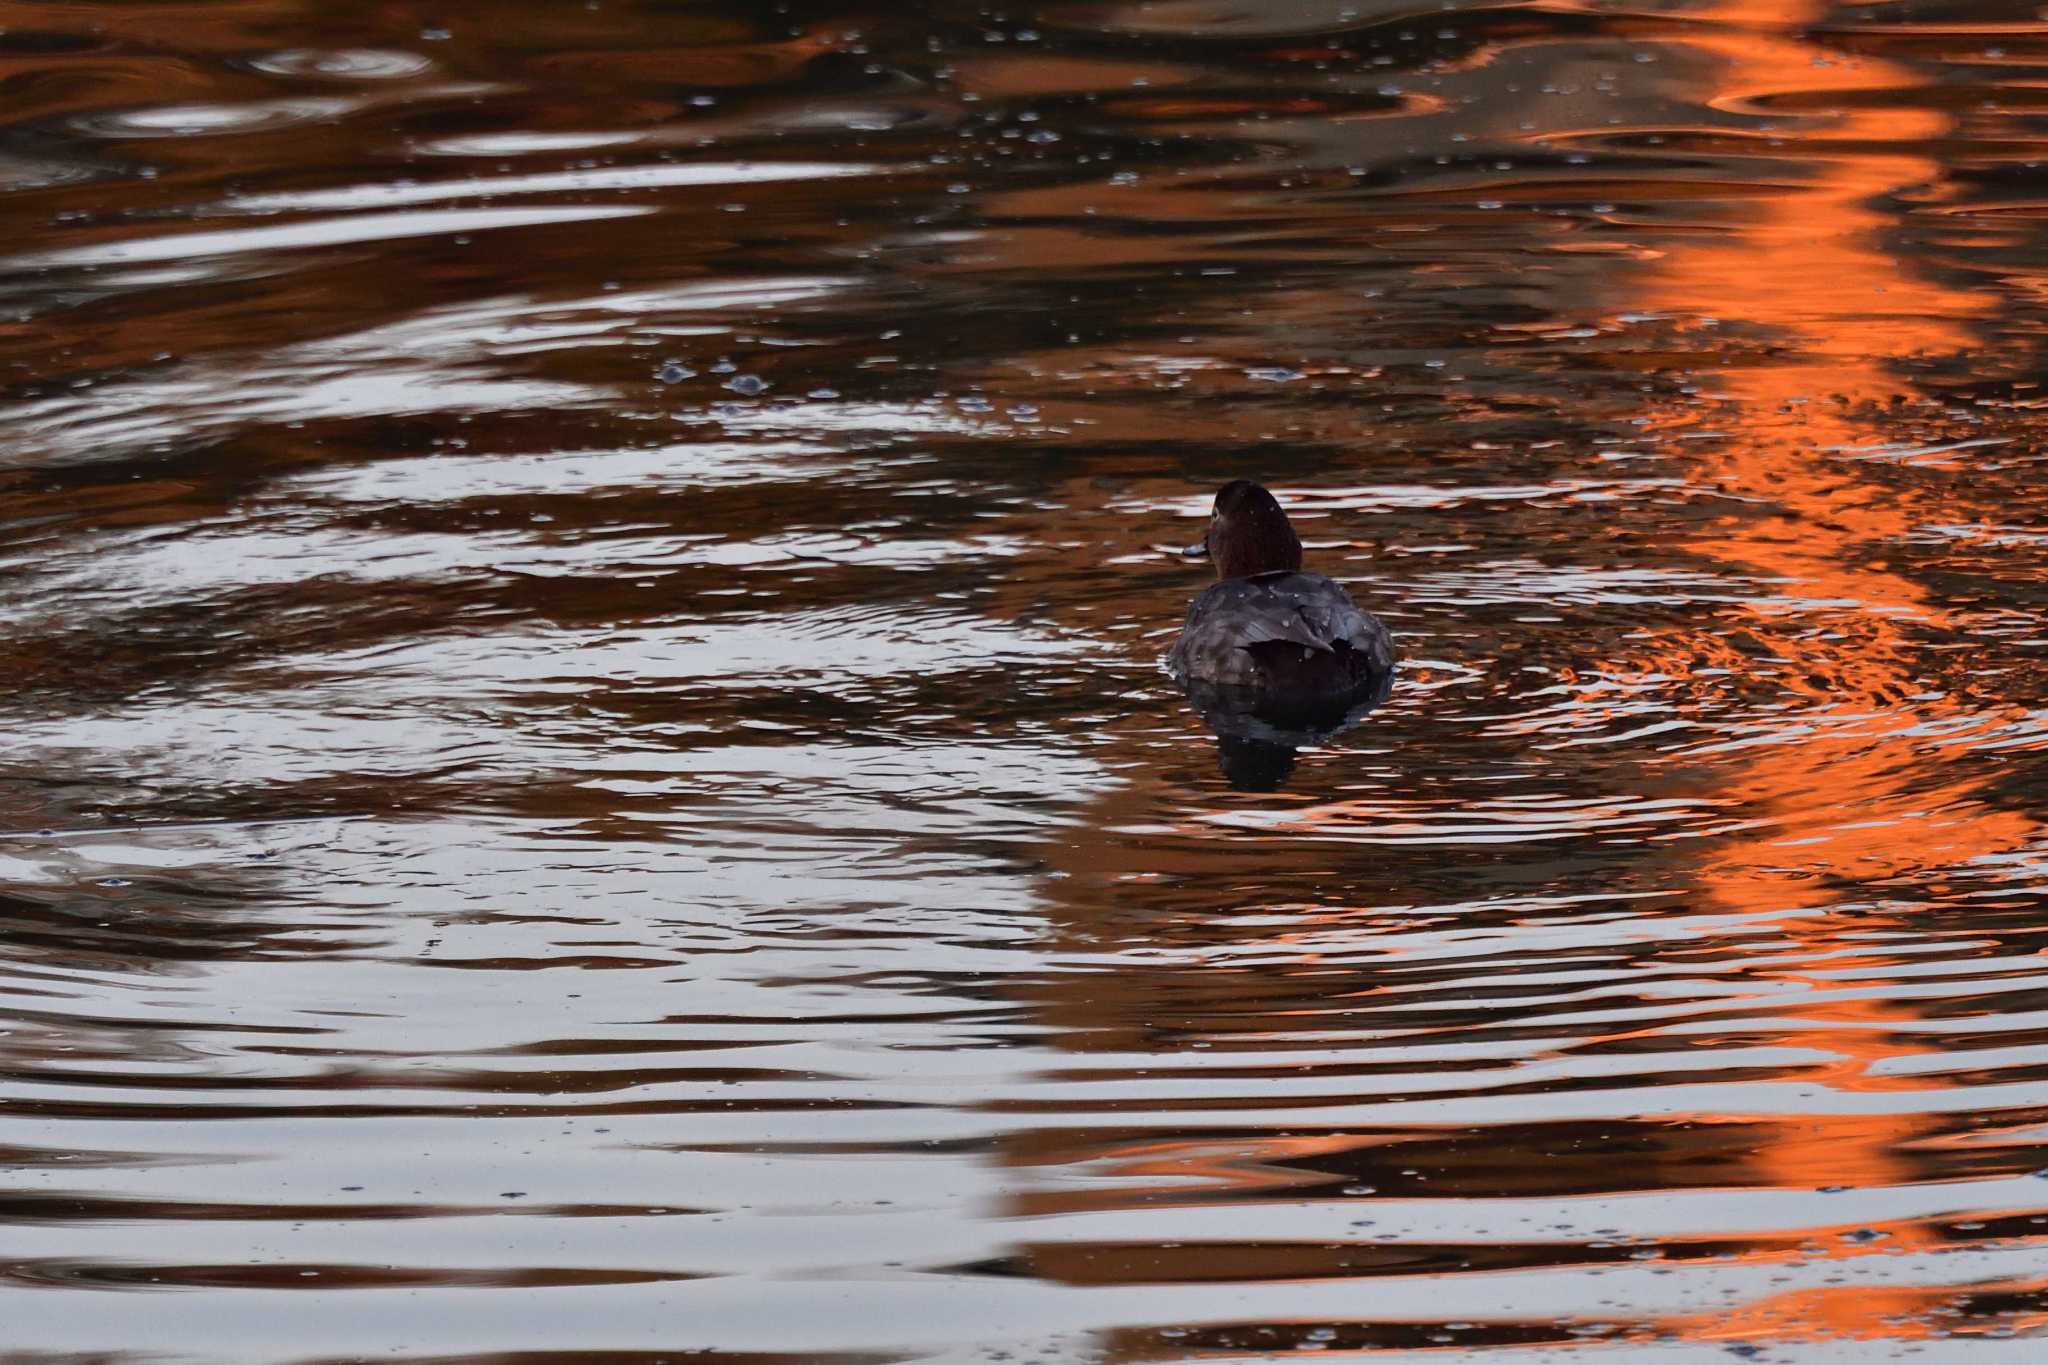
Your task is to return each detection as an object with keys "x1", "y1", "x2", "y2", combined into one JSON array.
[{"x1": 1167, "y1": 480, "x2": 1395, "y2": 710}]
